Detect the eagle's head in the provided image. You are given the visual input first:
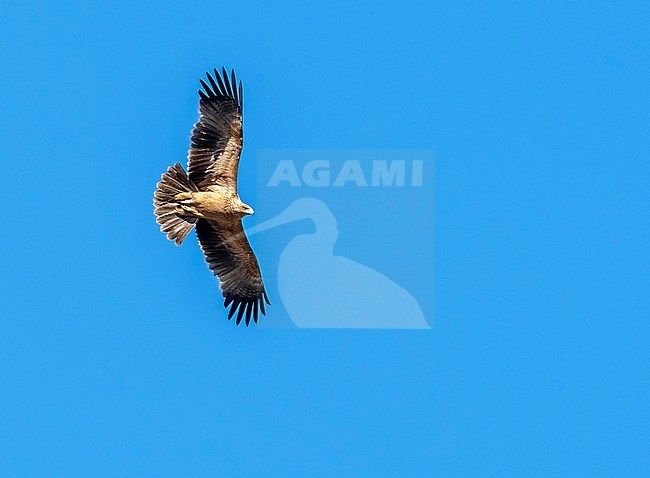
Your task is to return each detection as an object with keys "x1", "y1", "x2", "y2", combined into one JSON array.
[{"x1": 234, "y1": 198, "x2": 254, "y2": 217}]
